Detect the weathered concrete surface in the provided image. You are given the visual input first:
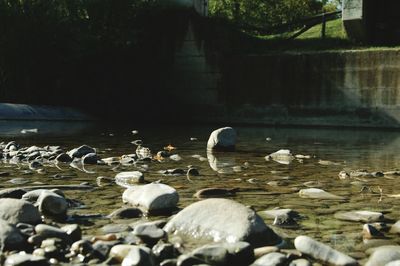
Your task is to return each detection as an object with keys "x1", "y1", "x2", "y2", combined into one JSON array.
[
  {"x1": 175, "y1": 42, "x2": 400, "y2": 128},
  {"x1": 342, "y1": 0, "x2": 366, "y2": 41}
]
